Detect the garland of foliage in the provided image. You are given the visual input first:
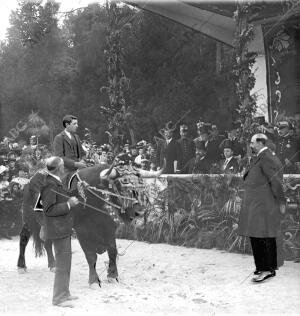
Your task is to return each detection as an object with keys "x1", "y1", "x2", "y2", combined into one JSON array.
[
  {"x1": 116, "y1": 175, "x2": 300, "y2": 261},
  {"x1": 100, "y1": 1, "x2": 135, "y2": 153},
  {"x1": 232, "y1": 1, "x2": 258, "y2": 143}
]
